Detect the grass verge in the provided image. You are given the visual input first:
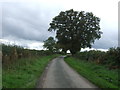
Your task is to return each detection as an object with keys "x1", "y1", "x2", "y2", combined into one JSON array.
[
  {"x1": 3, "y1": 54, "x2": 59, "y2": 88},
  {"x1": 64, "y1": 57, "x2": 119, "y2": 88}
]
